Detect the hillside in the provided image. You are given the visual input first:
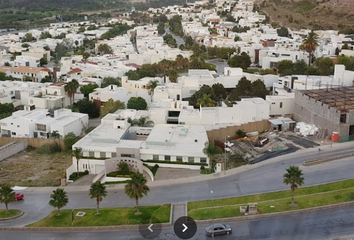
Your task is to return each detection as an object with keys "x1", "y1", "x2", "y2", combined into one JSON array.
[{"x1": 257, "y1": 0, "x2": 354, "y2": 31}]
